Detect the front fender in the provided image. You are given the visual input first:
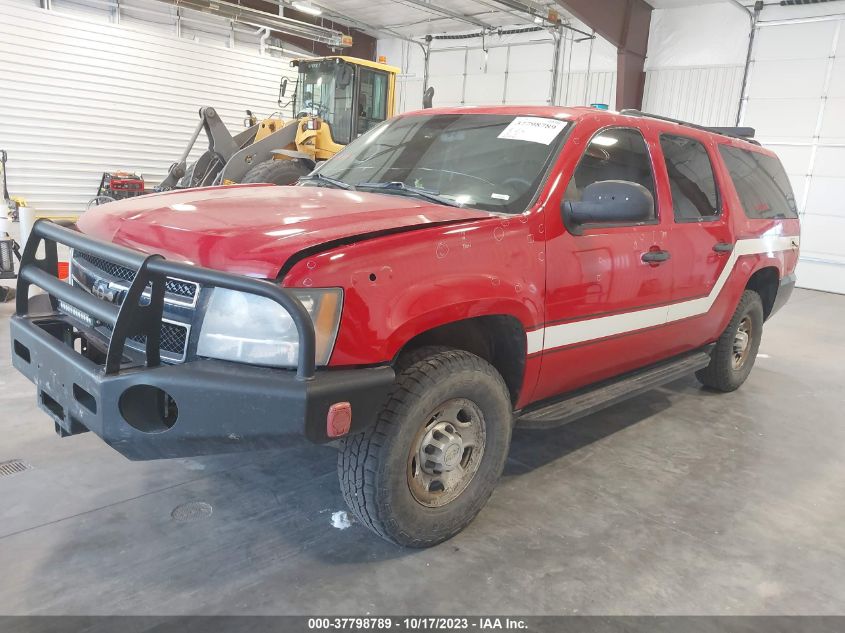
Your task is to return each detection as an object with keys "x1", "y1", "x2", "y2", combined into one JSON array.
[{"x1": 281, "y1": 215, "x2": 547, "y2": 366}]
